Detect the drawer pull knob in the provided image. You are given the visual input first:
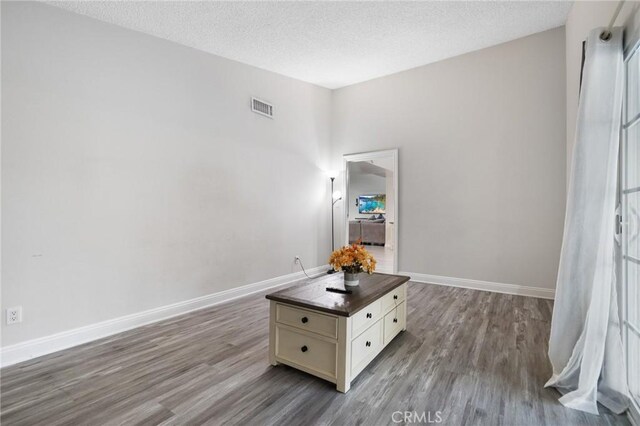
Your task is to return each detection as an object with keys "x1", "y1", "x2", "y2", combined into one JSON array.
[
  {"x1": 365, "y1": 341, "x2": 371, "y2": 347},
  {"x1": 301, "y1": 317, "x2": 308, "y2": 324},
  {"x1": 393, "y1": 318, "x2": 398, "y2": 323},
  {"x1": 366, "y1": 313, "x2": 372, "y2": 319},
  {"x1": 301, "y1": 345, "x2": 308, "y2": 353},
  {"x1": 393, "y1": 295, "x2": 398, "y2": 300}
]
